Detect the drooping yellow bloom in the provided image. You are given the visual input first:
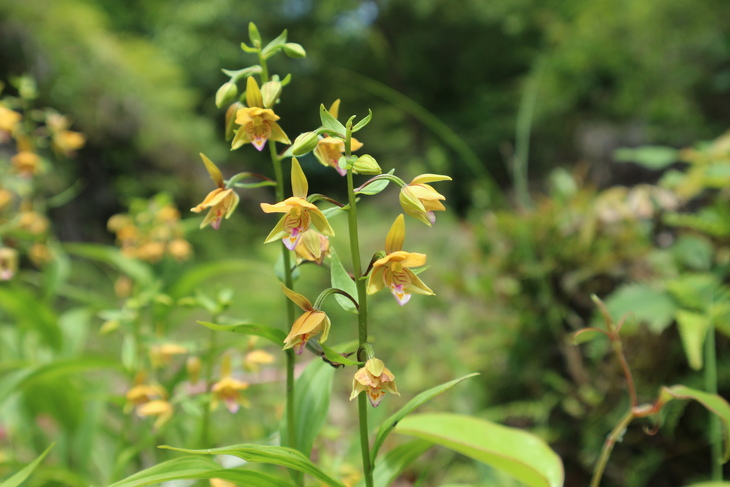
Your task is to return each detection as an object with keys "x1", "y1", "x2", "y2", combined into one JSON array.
[
  {"x1": 46, "y1": 113, "x2": 85, "y2": 156},
  {"x1": 261, "y1": 158, "x2": 334, "y2": 250},
  {"x1": 190, "y1": 153, "x2": 240, "y2": 230},
  {"x1": 0, "y1": 103, "x2": 21, "y2": 134},
  {"x1": 399, "y1": 174, "x2": 452, "y2": 226},
  {"x1": 280, "y1": 284, "x2": 331, "y2": 355},
  {"x1": 231, "y1": 77, "x2": 290, "y2": 151},
  {"x1": 314, "y1": 136, "x2": 363, "y2": 176},
  {"x1": 137, "y1": 399, "x2": 173, "y2": 430},
  {"x1": 349, "y1": 358, "x2": 400, "y2": 407},
  {"x1": 210, "y1": 354, "x2": 250, "y2": 413},
  {"x1": 124, "y1": 373, "x2": 172, "y2": 429},
  {"x1": 367, "y1": 214, "x2": 433, "y2": 305}
]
